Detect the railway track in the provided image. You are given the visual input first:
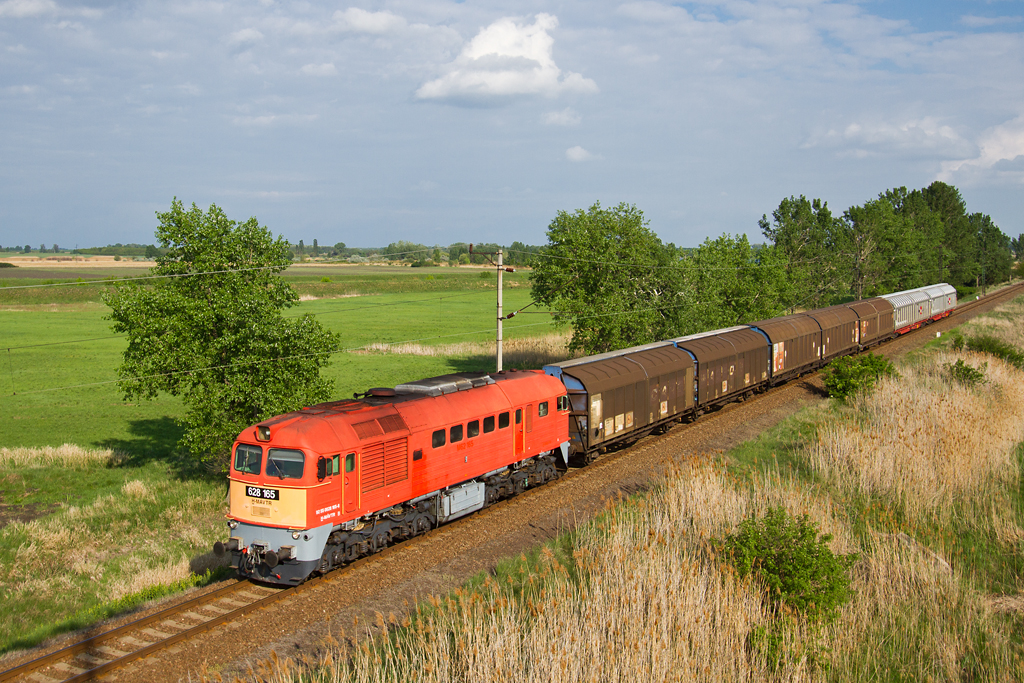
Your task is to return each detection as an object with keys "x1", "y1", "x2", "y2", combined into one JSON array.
[{"x1": 3, "y1": 282, "x2": 1021, "y2": 683}]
